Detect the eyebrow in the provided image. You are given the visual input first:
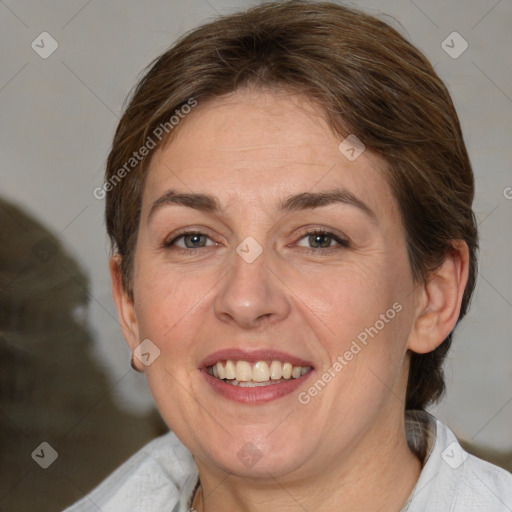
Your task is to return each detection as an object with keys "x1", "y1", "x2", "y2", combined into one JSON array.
[{"x1": 147, "y1": 188, "x2": 376, "y2": 222}]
